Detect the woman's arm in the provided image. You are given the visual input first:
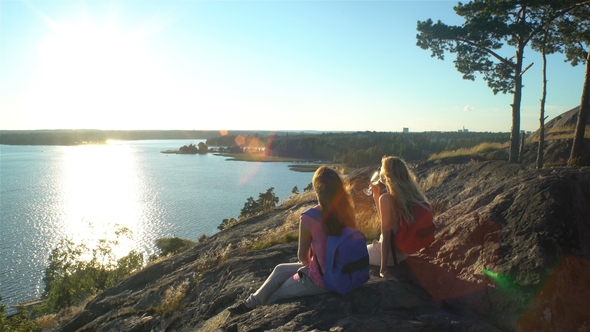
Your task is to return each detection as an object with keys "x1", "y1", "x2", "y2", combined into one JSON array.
[
  {"x1": 379, "y1": 194, "x2": 398, "y2": 279},
  {"x1": 297, "y1": 219, "x2": 312, "y2": 264},
  {"x1": 371, "y1": 183, "x2": 382, "y2": 219}
]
